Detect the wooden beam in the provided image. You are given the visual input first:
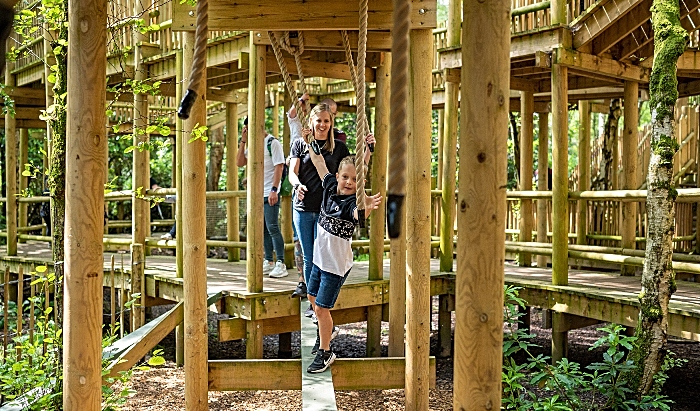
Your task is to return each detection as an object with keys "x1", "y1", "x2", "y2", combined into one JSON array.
[
  {"x1": 201, "y1": 0, "x2": 437, "y2": 31},
  {"x1": 208, "y1": 357, "x2": 437, "y2": 391},
  {"x1": 246, "y1": 40, "x2": 266, "y2": 294},
  {"x1": 406, "y1": 28, "x2": 433, "y2": 411},
  {"x1": 577, "y1": 101, "x2": 590, "y2": 247},
  {"x1": 573, "y1": 0, "x2": 648, "y2": 51},
  {"x1": 253, "y1": 30, "x2": 393, "y2": 52},
  {"x1": 542, "y1": 48, "x2": 650, "y2": 83},
  {"x1": 456, "y1": 0, "x2": 509, "y2": 407},
  {"x1": 226, "y1": 103, "x2": 240, "y2": 262},
  {"x1": 182, "y1": 30, "x2": 209, "y2": 411},
  {"x1": 4, "y1": 62, "x2": 17, "y2": 257},
  {"x1": 63, "y1": 0, "x2": 107, "y2": 406},
  {"x1": 206, "y1": 88, "x2": 247, "y2": 104},
  {"x1": 537, "y1": 112, "x2": 549, "y2": 267},
  {"x1": 267, "y1": 56, "x2": 376, "y2": 82},
  {"x1": 551, "y1": 63, "x2": 569, "y2": 287},
  {"x1": 520, "y1": 91, "x2": 534, "y2": 267},
  {"x1": 621, "y1": 81, "x2": 638, "y2": 276}
]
